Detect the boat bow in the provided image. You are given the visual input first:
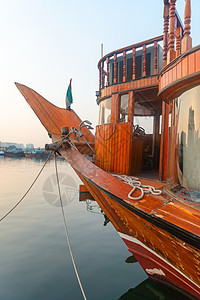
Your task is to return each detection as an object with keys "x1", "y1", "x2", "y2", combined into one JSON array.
[{"x1": 15, "y1": 82, "x2": 95, "y2": 144}]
